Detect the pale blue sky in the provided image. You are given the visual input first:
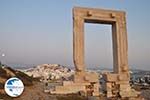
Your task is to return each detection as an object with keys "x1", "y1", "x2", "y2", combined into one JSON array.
[{"x1": 0, "y1": 0, "x2": 150, "y2": 70}]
